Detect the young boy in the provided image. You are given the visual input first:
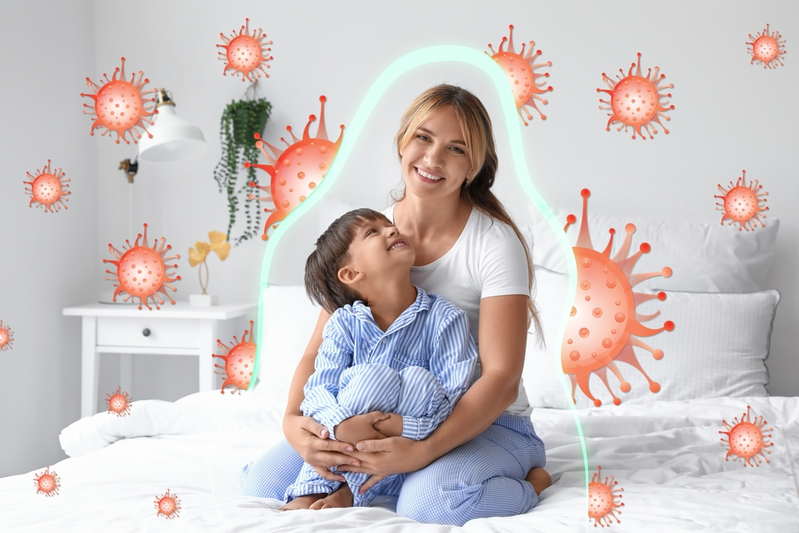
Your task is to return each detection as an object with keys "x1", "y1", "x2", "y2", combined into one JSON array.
[{"x1": 281, "y1": 208, "x2": 478, "y2": 510}]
